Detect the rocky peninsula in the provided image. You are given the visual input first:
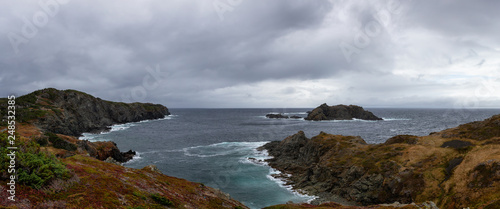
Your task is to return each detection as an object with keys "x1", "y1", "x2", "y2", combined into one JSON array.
[
  {"x1": 305, "y1": 103, "x2": 382, "y2": 121},
  {"x1": 19, "y1": 88, "x2": 170, "y2": 136},
  {"x1": 260, "y1": 115, "x2": 500, "y2": 208}
]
